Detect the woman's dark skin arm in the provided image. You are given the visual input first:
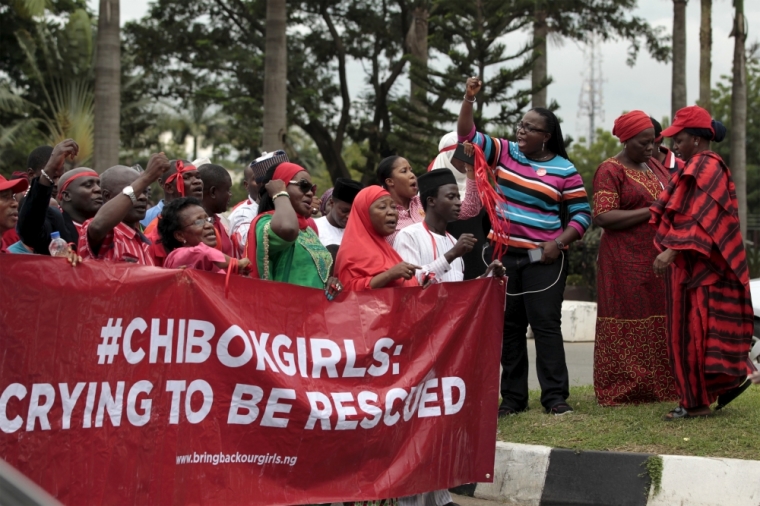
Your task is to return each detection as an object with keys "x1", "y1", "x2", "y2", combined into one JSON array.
[
  {"x1": 265, "y1": 180, "x2": 300, "y2": 242},
  {"x1": 457, "y1": 77, "x2": 481, "y2": 137},
  {"x1": 593, "y1": 208, "x2": 651, "y2": 230}
]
